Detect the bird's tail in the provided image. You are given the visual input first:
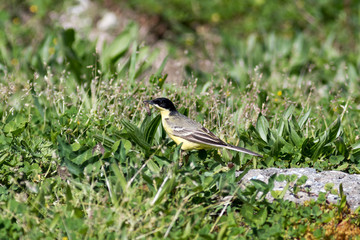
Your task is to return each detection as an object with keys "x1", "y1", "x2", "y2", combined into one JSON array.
[{"x1": 224, "y1": 144, "x2": 263, "y2": 157}]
